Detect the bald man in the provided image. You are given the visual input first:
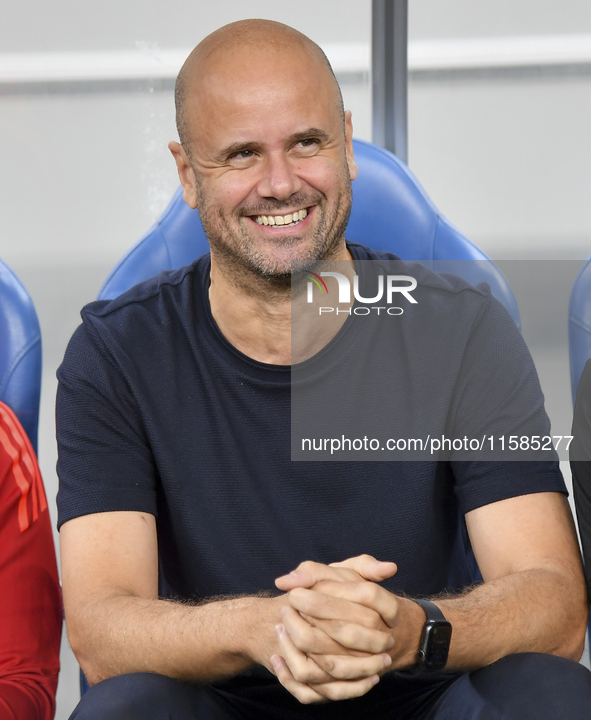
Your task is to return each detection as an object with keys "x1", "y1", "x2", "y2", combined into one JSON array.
[{"x1": 57, "y1": 19, "x2": 591, "y2": 720}]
